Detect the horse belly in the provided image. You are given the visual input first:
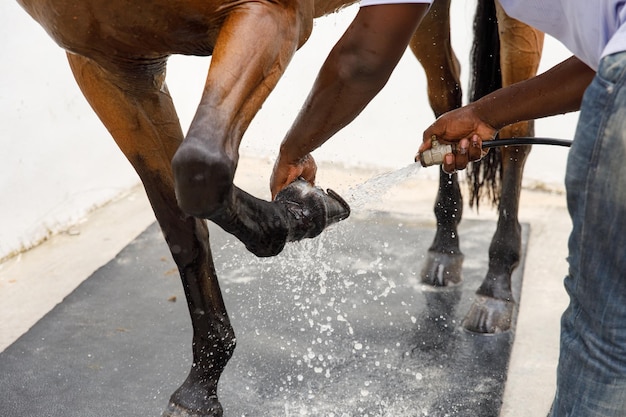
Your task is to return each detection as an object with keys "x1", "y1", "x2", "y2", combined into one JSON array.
[{"x1": 17, "y1": 0, "x2": 226, "y2": 59}]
